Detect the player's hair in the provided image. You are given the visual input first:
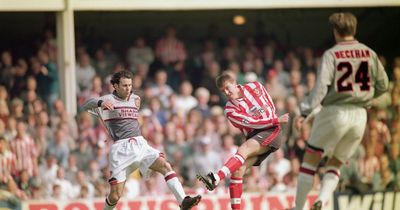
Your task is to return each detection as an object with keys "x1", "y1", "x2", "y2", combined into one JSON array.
[
  {"x1": 329, "y1": 12, "x2": 357, "y2": 37},
  {"x1": 111, "y1": 70, "x2": 133, "y2": 85},
  {"x1": 215, "y1": 71, "x2": 235, "y2": 88}
]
